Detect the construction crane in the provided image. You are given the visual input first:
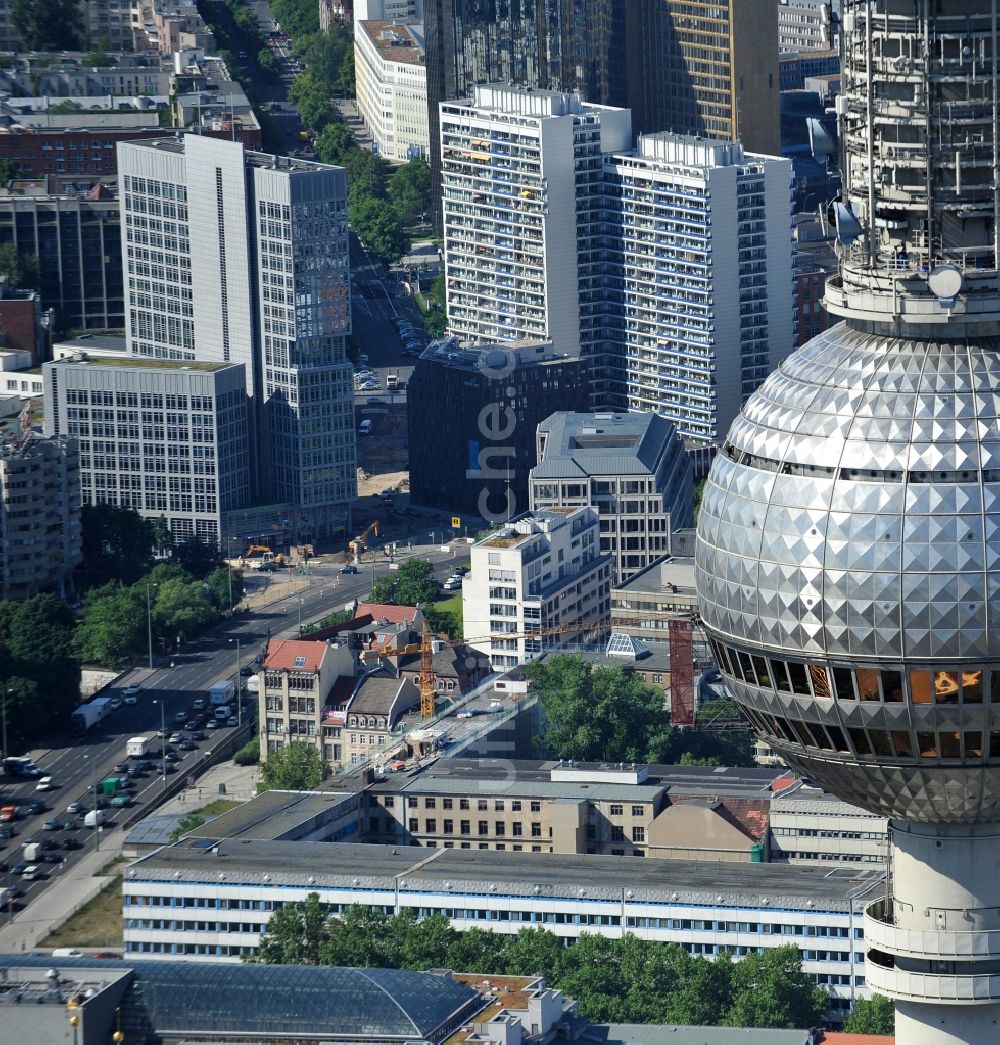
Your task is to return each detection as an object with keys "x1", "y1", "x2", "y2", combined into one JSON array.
[{"x1": 349, "y1": 521, "x2": 380, "y2": 562}]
